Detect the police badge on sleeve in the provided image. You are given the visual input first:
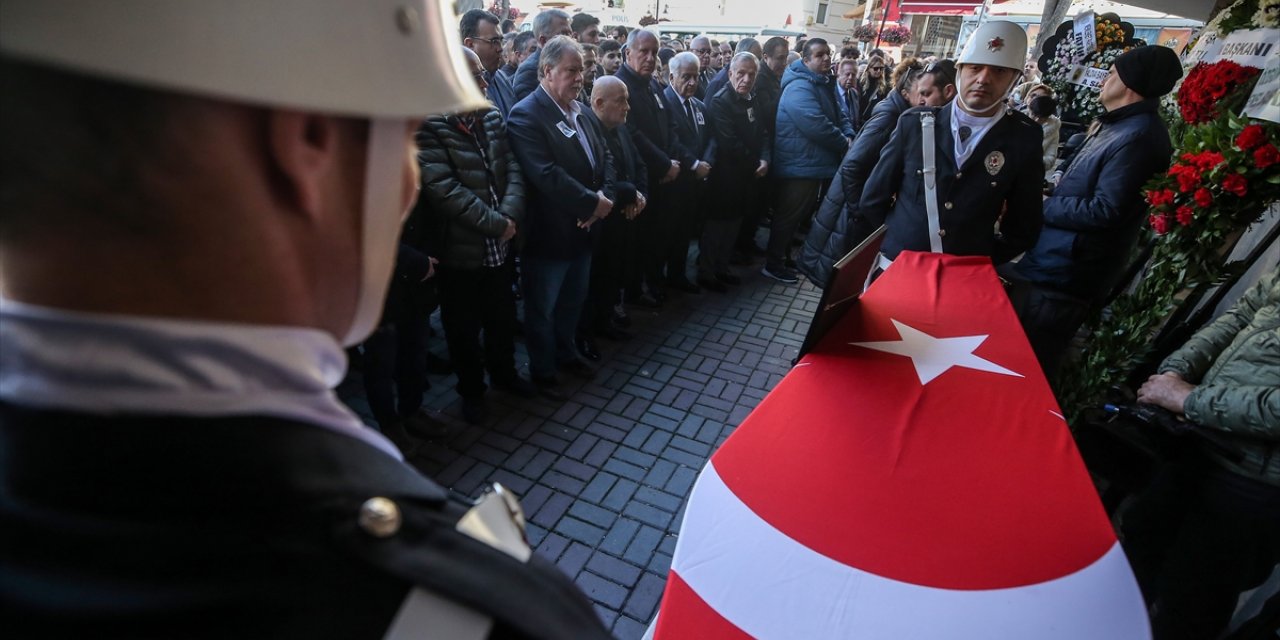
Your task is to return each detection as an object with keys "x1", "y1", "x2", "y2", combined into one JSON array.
[{"x1": 984, "y1": 151, "x2": 1005, "y2": 176}]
